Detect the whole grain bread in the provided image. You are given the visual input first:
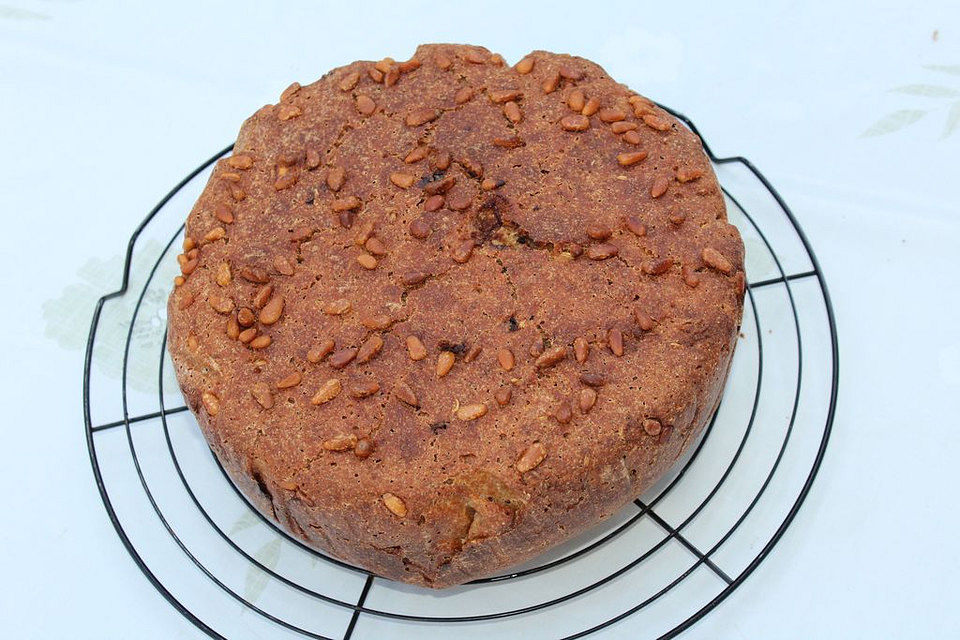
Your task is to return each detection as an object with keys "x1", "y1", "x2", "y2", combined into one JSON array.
[{"x1": 166, "y1": 43, "x2": 745, "y2": 588}]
